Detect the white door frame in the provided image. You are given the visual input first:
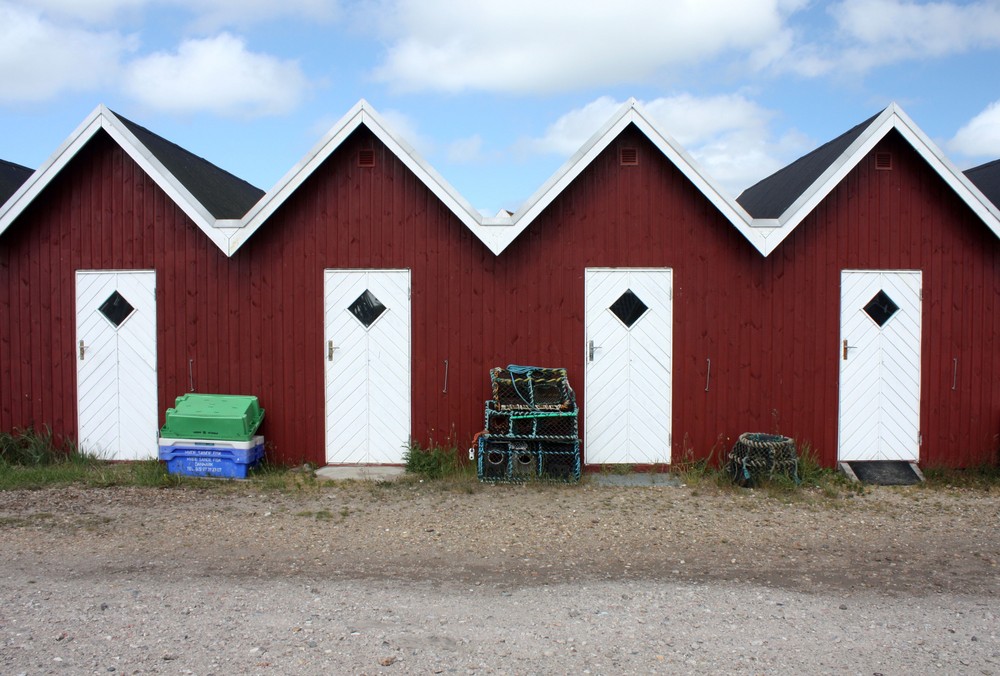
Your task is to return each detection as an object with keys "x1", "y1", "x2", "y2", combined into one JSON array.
[
  {"x1": 324, "y1": 269, "x2": 411, "y2": 464},
  {"x1": 837, "y1": 269, "x2": 922, "y2": 462},
  {"x1": 75, "y1": 270, "x2": 158, "y2": 460},
  {"x1": 584, "y1": 268, "x2": 672, "y2": 465}
]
